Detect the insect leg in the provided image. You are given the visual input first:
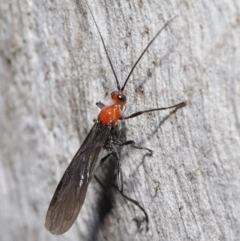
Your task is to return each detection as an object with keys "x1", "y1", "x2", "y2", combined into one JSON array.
[
  {"x1": 94, "y1": 152, "x2": 113, "y2": 196},
  {"x1": 118, "y1": 190, "x2": 149, "y2": 231},
  {"x1": 121, "y1": 101, "x2": 186, "y2": 120},
  {"x1": 111, "y1": 150, "x2": 149, "y2": 230},
  {"x1": 114, "y1": 140, "x2": 153, "y2": 155},
  {"x1": 94, "y1": 175, "x2": 113, "y2": 201},
  {"x1": 96, "y1": 101, "x2": 106, "y2": 109},
  {"x1": 95, "y1": 147, "x2": 149, "y2": 229},
  {"x1": 110, "y1": 150, "x2": 123, "y2": 191}
]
